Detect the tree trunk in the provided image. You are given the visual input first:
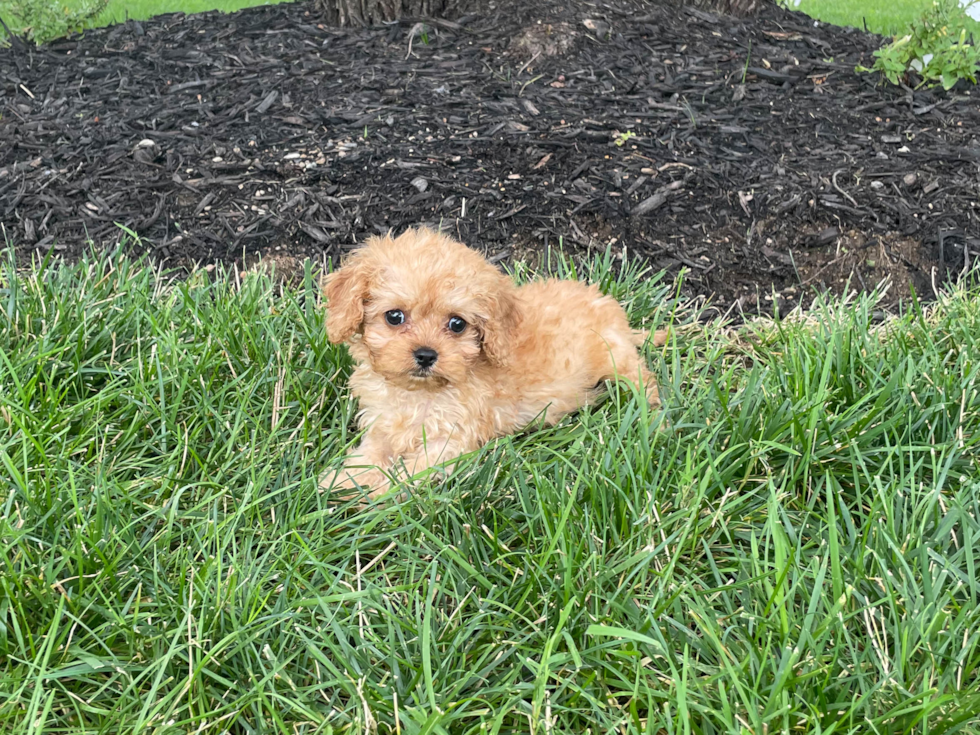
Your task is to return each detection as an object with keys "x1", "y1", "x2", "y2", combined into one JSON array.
[
  {"x1": 311, "y1": 0, "x2": 477, "y2": 26},
  {"x1": 686, "y1": 0, "x2": 767, "y2": 17},
  {"x1": 311, "y1": 0, "x2": 770, "y2": 27}
]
